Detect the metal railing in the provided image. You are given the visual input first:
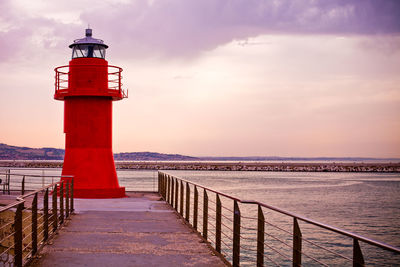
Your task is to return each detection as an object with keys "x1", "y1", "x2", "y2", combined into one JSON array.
[
  {"x1": 0, "y1": 173, "x2": 74, "y2": 267},
  {"x1": 0, "y1": 169, "x2": 10, "y2": 194},
  {"x1": 158, "y1": 171, "x2": 400, "y2": 266},
  {"x1": 54, "y1": 65, "x2": 128, "y2": 98}
]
